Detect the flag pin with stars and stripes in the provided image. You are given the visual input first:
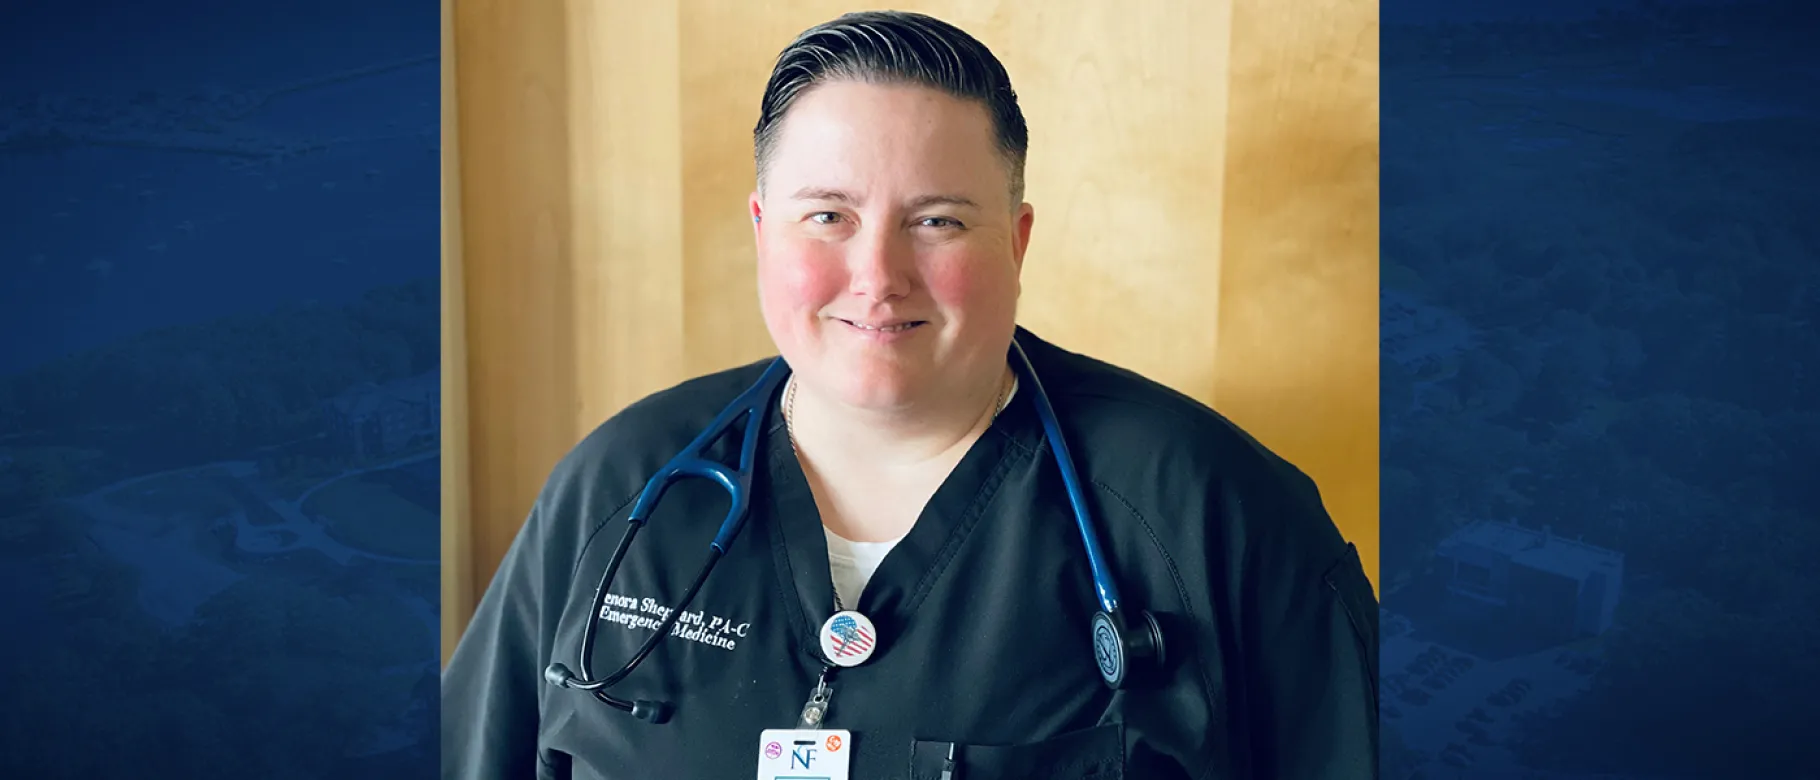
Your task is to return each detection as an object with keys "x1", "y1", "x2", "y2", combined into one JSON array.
[{"x1": 819, "y1": 611, "x2": 879, "y2": 667}]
